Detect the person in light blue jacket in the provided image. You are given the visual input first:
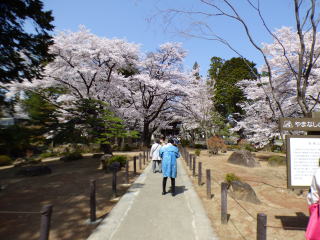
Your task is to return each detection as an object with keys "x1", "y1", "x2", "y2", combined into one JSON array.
[{"x1": 159, "y1": 138, "x2": 180, "y2": 196}]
